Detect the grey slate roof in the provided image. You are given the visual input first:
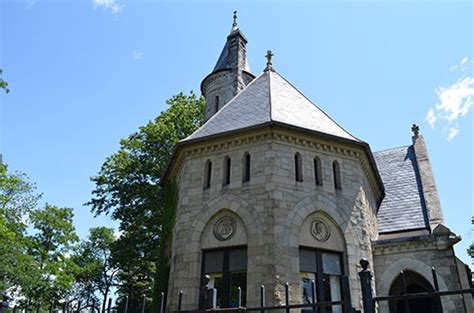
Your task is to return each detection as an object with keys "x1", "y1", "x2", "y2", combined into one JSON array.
[
  {"x1": 374, "y1": 146, "x2": 430, "y2": 233},
  {"x1": 213, "y1": 30, "x2": 251, "y2": 73},
  {"x1": 184, "y1": 70, "x2": 360, "y2": 142}
]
